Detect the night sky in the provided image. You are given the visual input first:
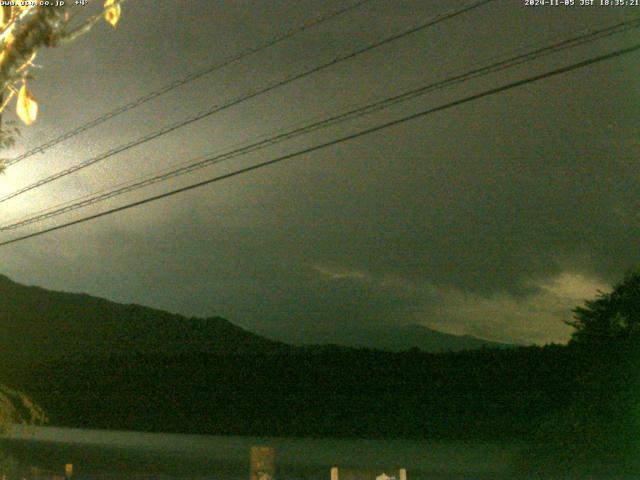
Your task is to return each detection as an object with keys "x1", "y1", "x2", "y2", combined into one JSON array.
[{"x1": 0, "y1": 0, "x2": 638, "y2": 345}]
